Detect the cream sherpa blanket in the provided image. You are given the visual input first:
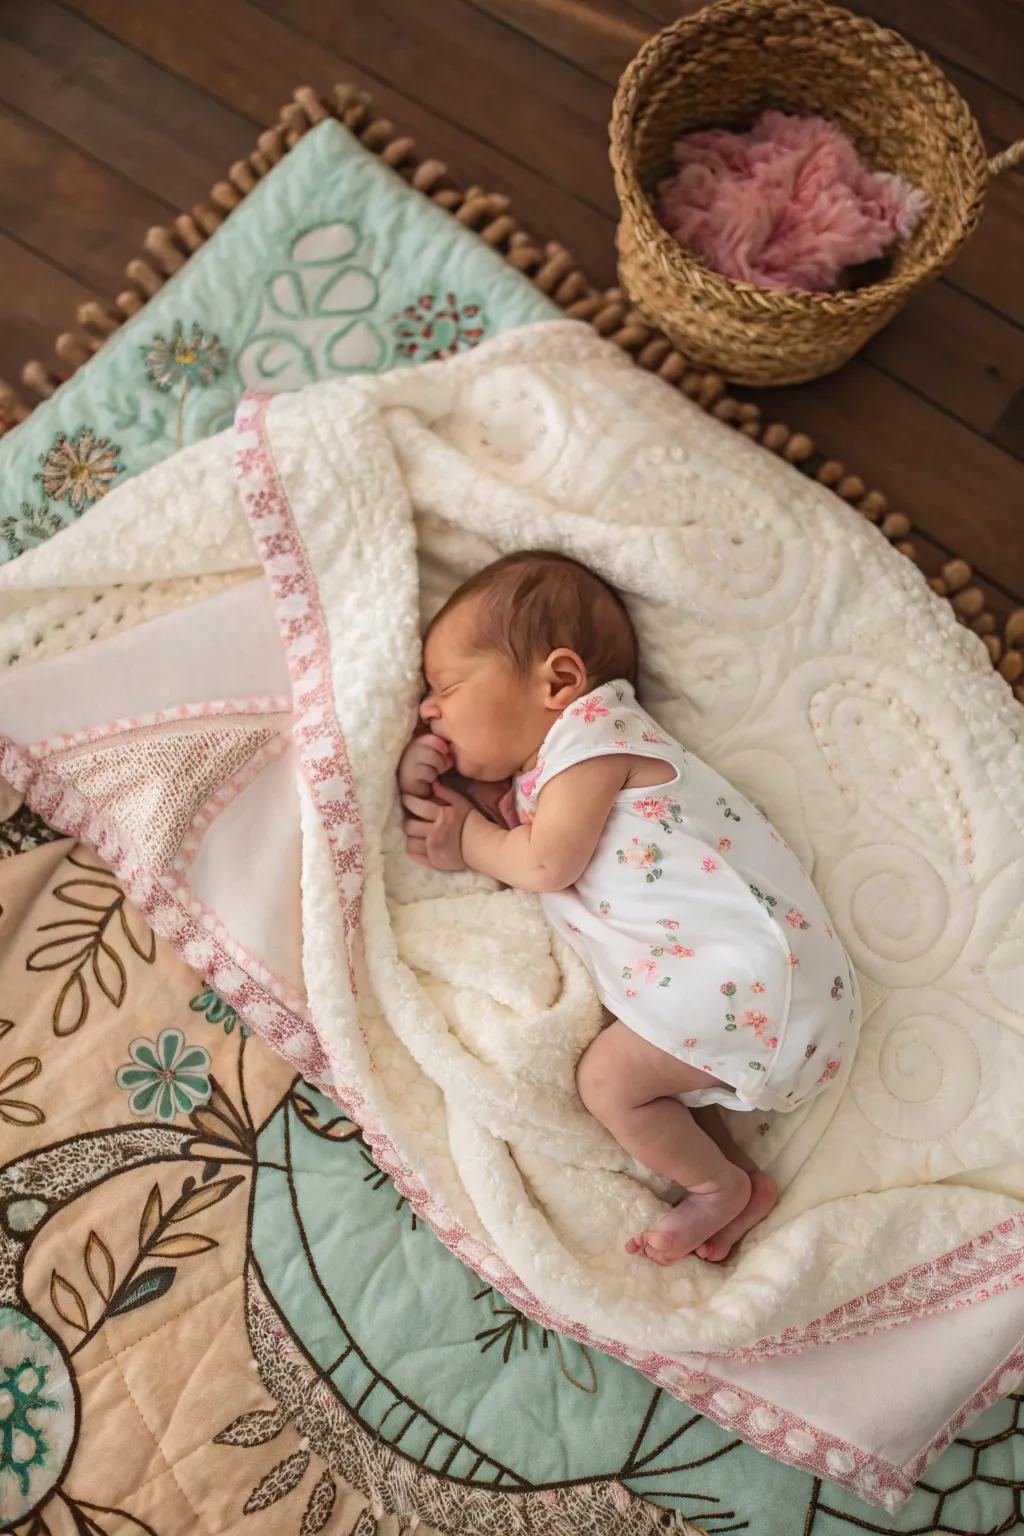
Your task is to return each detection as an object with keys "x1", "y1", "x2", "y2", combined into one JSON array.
[{"x1": 3, "y1": 321, "x2": 1024, "y2": 1437}]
